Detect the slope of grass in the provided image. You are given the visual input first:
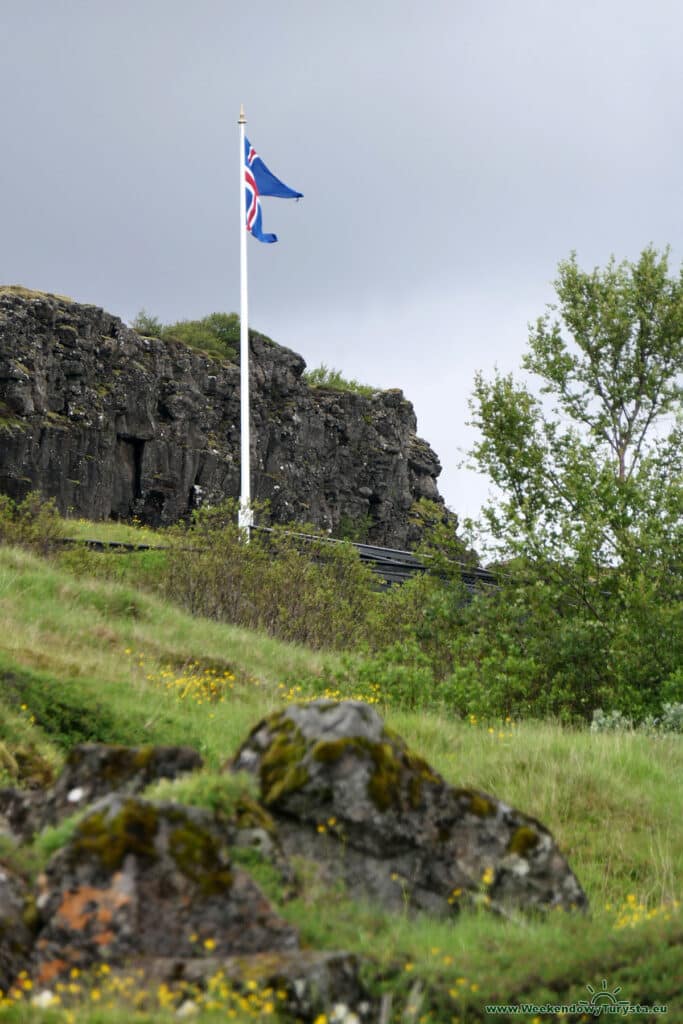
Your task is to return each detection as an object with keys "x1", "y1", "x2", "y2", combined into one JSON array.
[
  {"x1": 0, "y1": 540, "x2": 681, "y2": 1021},
  {"x1": 0, "y1": 545, "x2": 331, "y2": 766}
]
